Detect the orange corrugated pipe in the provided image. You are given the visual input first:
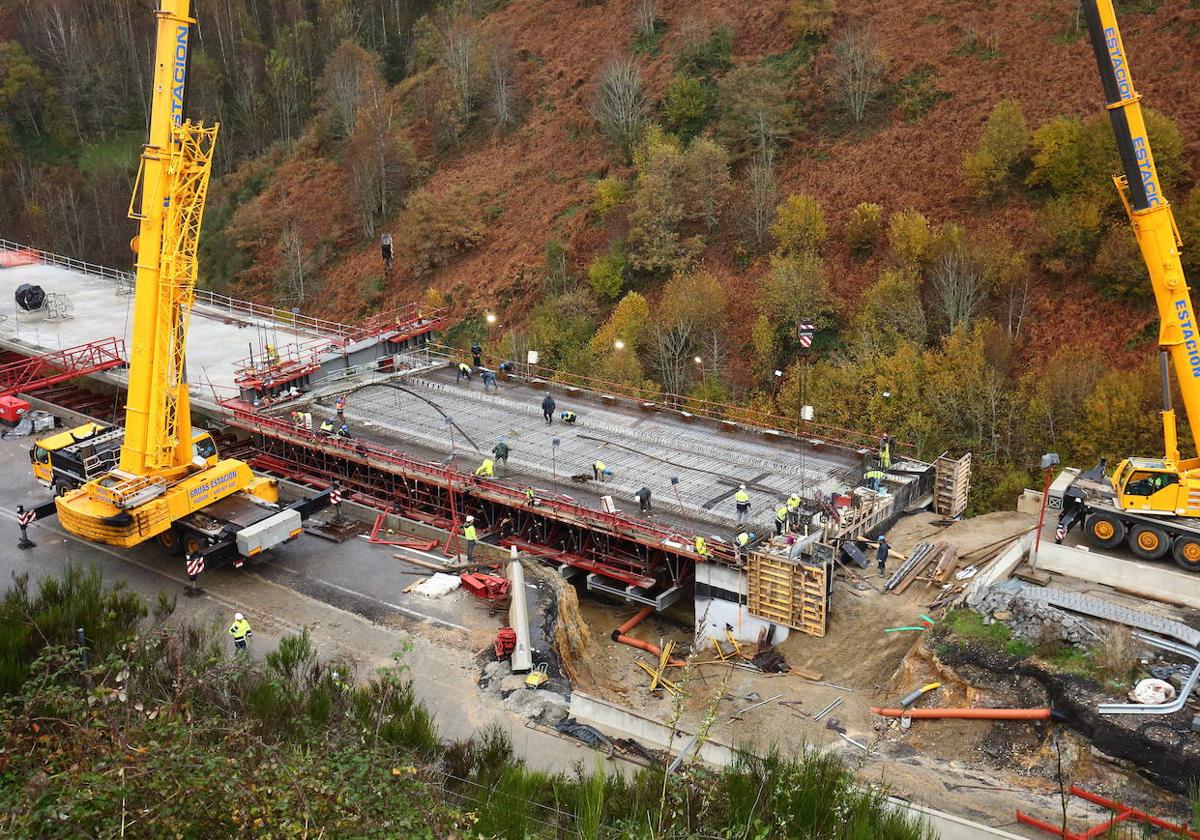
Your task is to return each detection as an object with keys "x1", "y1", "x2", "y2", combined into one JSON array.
[
  {"x1": 611, "y1": 607, "x2": 685, "y2": 666},
  {"x1": 871, "y1": 707, "x2": 1052, "y2": 720}
]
